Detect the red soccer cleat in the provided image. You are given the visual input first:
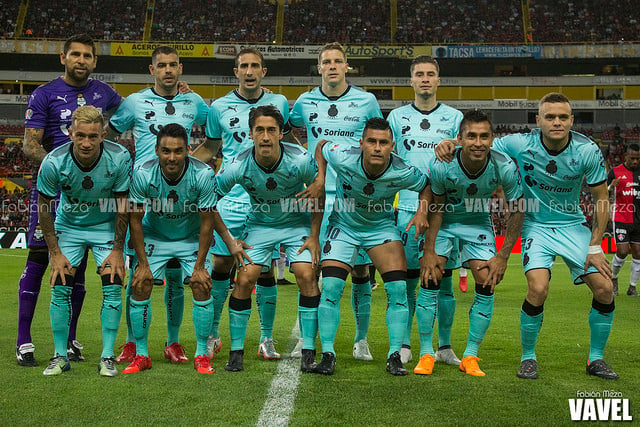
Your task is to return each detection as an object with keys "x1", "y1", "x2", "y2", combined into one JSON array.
[
  {"x1": 122, "y1": 355, "x2": 152, "y2": 374},
  {"x1": 458, "y1": 276, "x2": 468, "y2": 292},
  {"x1": 164, "y1": 343, "x2": 189, "y2": 363},
  {"x1": 115, "y1": 342, "x2": 136, "y2": 363},
  {"x1": 194, "y1": 355, "x2": 215, "y2": 374}
]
